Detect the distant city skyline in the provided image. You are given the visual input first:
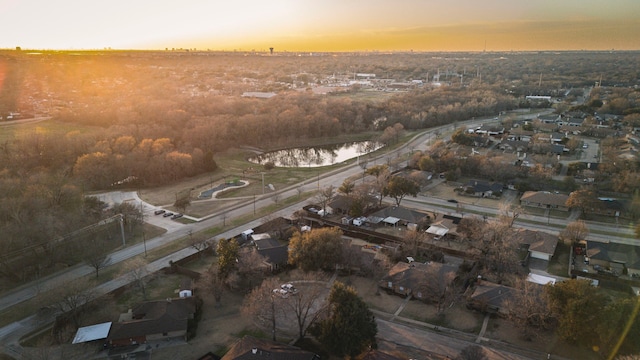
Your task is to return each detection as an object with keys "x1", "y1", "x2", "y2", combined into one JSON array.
[{"x1": 1, "y1": 0, "x2": 639, "y2": 51}]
